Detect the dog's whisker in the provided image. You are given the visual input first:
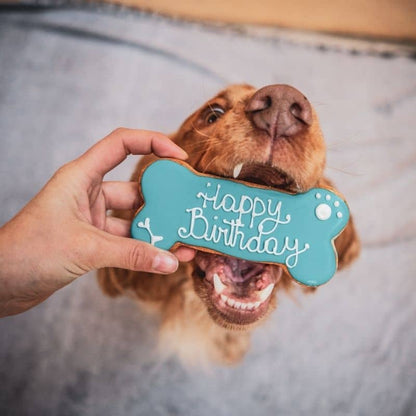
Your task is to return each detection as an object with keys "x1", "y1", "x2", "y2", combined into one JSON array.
[
  {"x1": 201, "y1": 154, "x2": 220, "y2": 173},
  {"x1": 186, "y1": 136, "x2": 218, "y2": 147},
  {"x1": 190, "y1": 123, "x2": 222, "y2": 142},
  {"x1": 326, "y1": 165, "x2": 364, "y2": 176}
]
